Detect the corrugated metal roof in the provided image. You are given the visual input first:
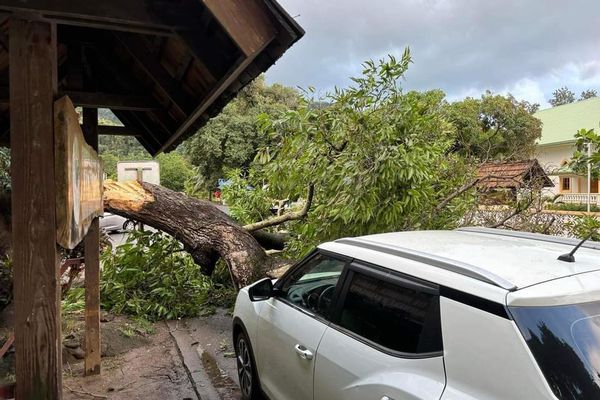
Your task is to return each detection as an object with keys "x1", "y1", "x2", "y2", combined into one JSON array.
[{"x1": 535, "y1": 97, "x2": 600, "y2": 146}]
